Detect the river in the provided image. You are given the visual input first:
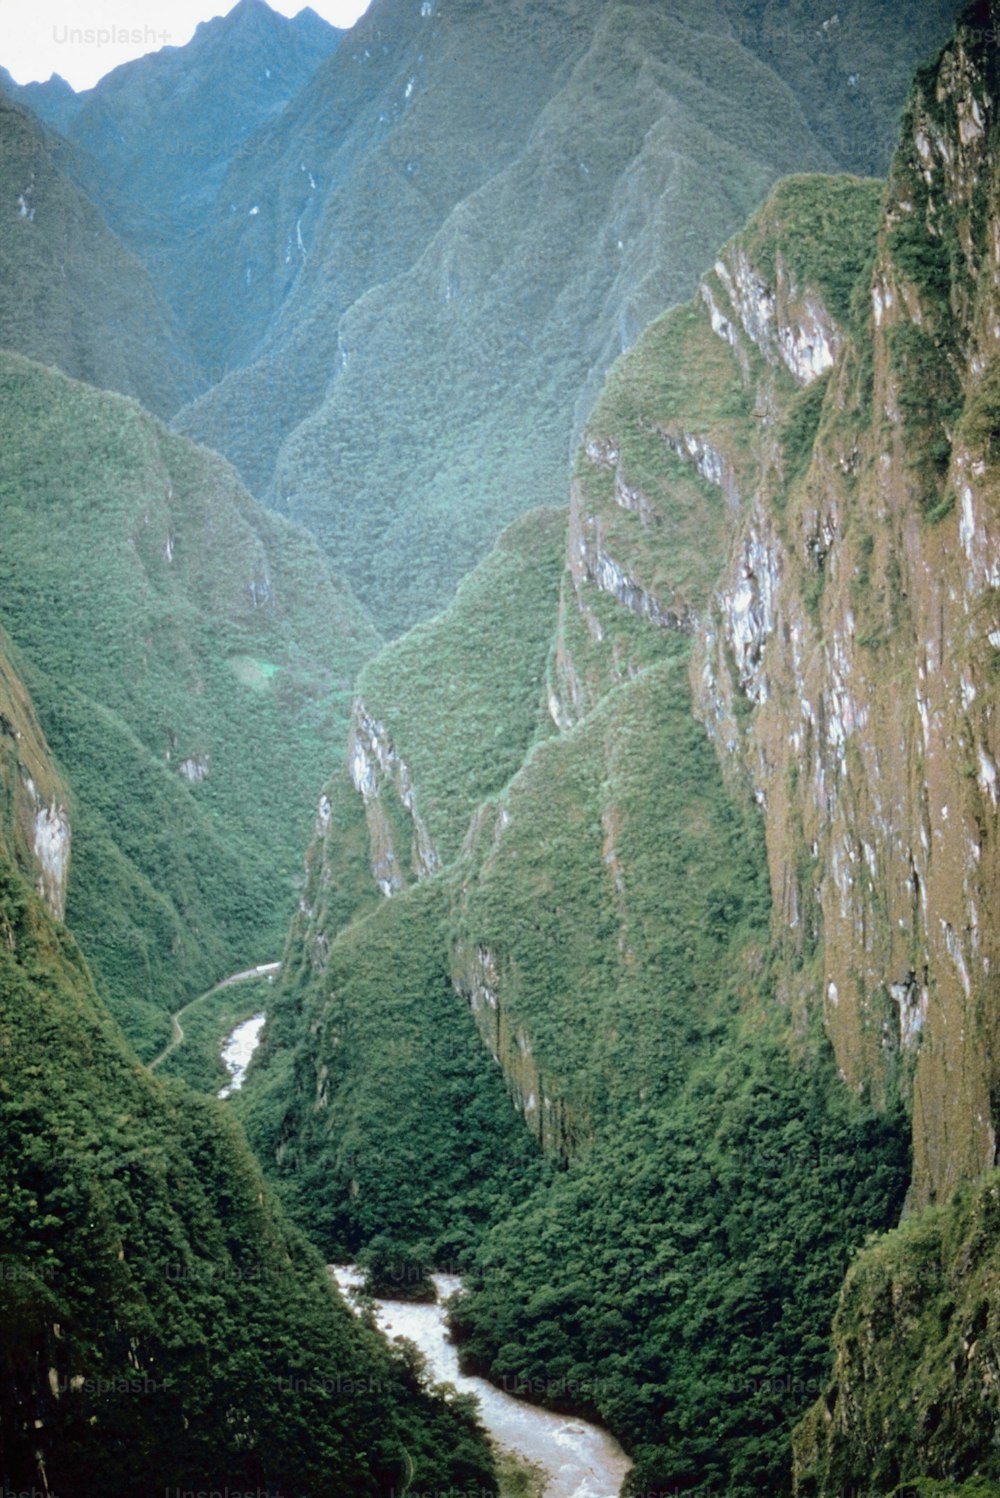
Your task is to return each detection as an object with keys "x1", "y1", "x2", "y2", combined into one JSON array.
[
  {"x1": 332, "y1": 1266, "x2": 631, "y2": 1498},
  {"x1": 217, "y1": 1011, "x2": 267, "y2": 1098}
]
